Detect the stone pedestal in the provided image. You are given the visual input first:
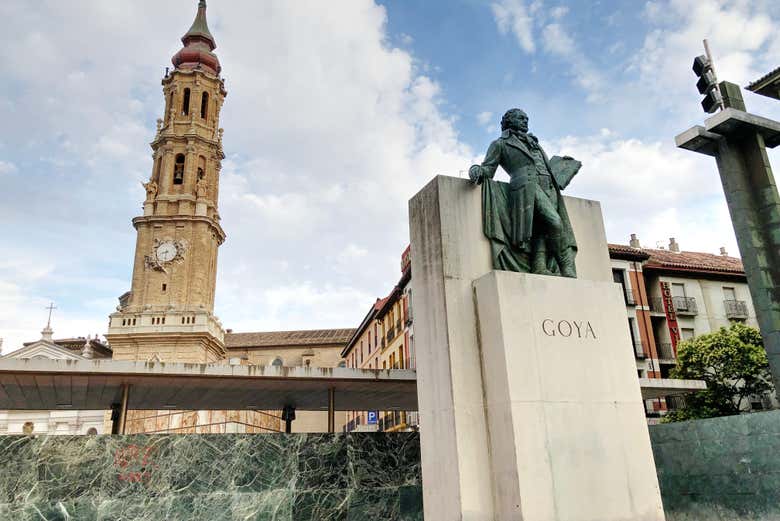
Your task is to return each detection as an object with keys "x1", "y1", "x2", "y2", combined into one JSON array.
[
  {"x1": 475, "y1": 271, "x2": 664, "y2": 520},
  {"x1": 409, "y1": 176, "x2": 664, "y2": 520}
]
